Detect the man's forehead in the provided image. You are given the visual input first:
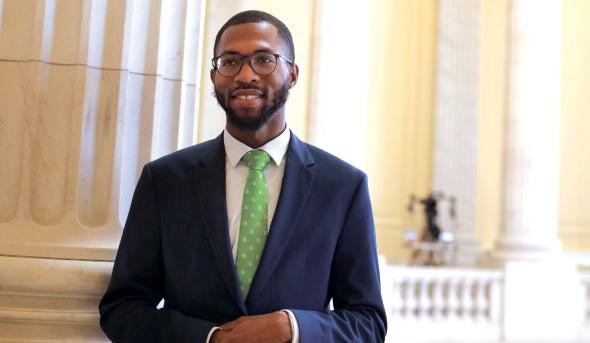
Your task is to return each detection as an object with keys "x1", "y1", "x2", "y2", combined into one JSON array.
[{"x1": 216, "y1": 22, "x2": 286, "y2": 55}]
